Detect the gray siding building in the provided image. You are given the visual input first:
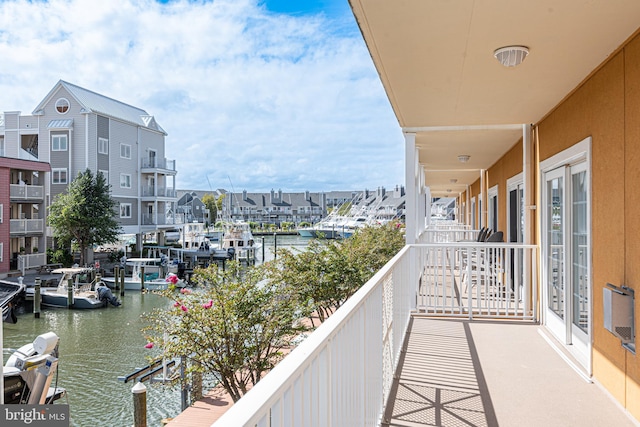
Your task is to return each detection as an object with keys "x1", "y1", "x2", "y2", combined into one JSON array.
[{"x1": 1, "y1": 80, "x2": 178, "y2": 252}]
